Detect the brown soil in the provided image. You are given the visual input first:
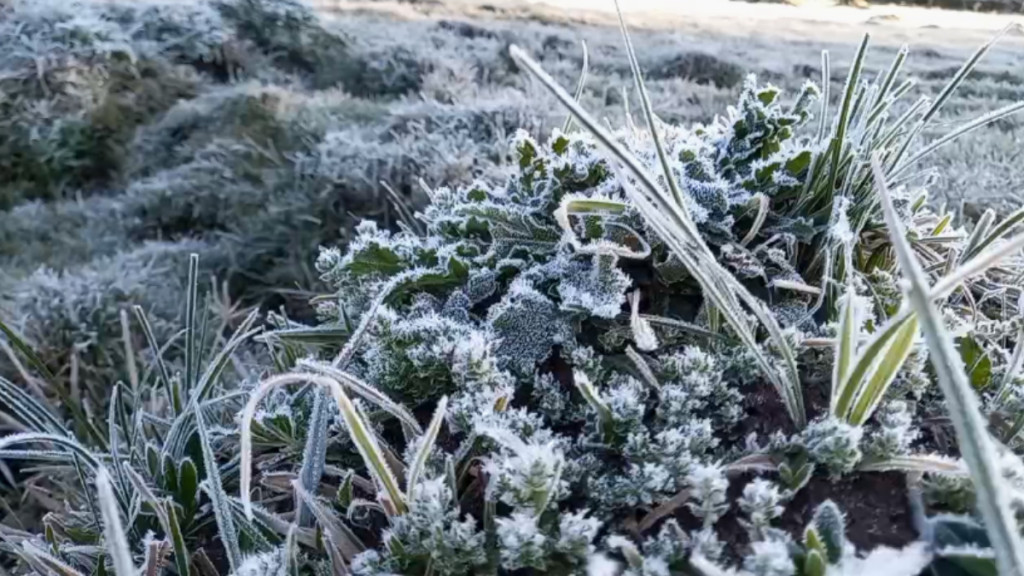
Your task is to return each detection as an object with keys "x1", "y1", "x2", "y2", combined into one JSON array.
[{"x1": 780, "y1": 472, "x2": 918, "y2": 550}]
